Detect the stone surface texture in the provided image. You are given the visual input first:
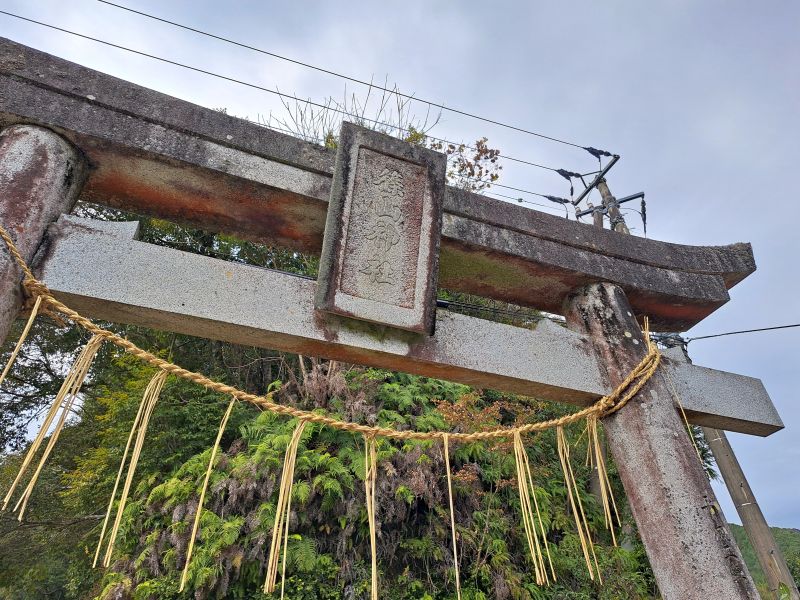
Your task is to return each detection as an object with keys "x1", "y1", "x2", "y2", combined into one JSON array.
[
  {"x1": 316, "y1": 123, "x2": 445, "y2": 334},
  {"x1": 0, "y1": 36, "x2": 758, "y2": 331},
  {"x1": 0, "y1": 124, "x2": 86, "y2": 347},
  {"x1": 34, "y1": 216, "x2": 782, "y2": 436},
  {"x1": 564, "y1": 283, "x2": 760, "y2": 600}
]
